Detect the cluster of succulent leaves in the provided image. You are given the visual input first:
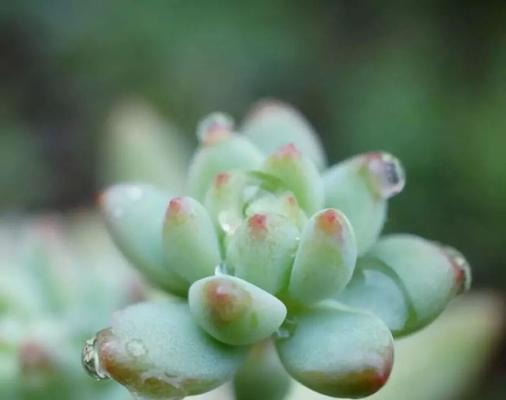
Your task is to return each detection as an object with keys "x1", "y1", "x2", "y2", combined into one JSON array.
[
  {"x1": 86, "y1": 100, "x2": 471, "y2": 400},
  {"x1": 0, "y1": 213, "x2": 139, "y2": 400}
]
